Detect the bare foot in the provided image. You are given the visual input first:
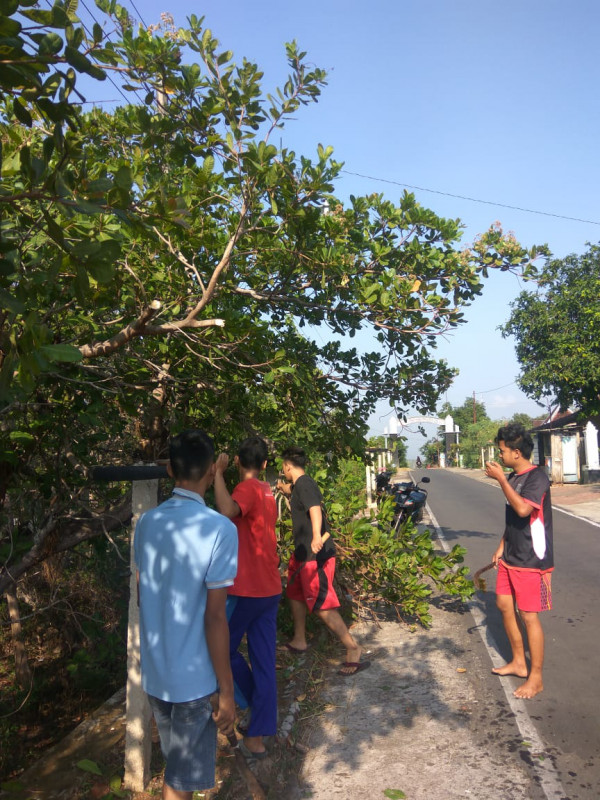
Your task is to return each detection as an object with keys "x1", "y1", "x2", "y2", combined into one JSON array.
[
  {"x1": 514, "y1": 677, "x2": 543, "y2": 699},
  {"x1": 339, "y1": 645, "x2": 362, "y2": 675},
  {"x1": 491, "y1": 661, "x2": 528, "y2": 678}
]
